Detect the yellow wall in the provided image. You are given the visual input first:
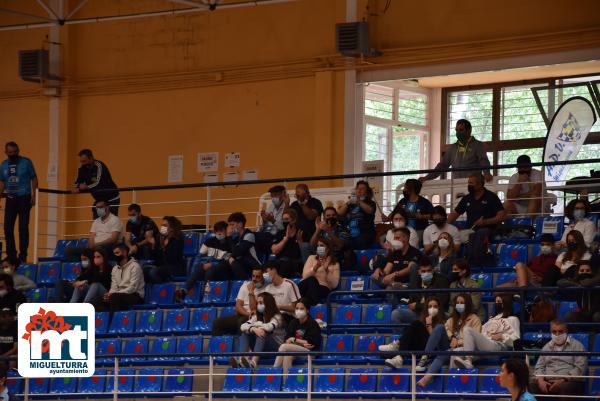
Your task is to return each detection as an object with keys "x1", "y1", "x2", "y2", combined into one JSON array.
[{"x1": 0, "y1": 0, "x2": 599, "y2": 256}]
